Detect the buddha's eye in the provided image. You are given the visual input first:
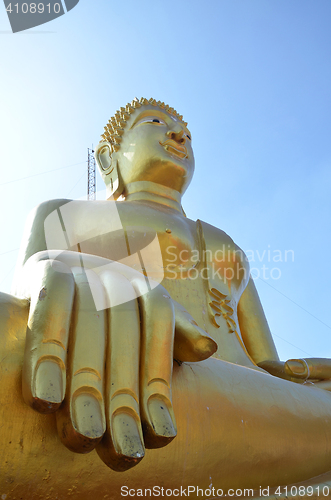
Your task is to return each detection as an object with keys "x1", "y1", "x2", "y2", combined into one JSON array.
[
  {"x1": 137, "y1": 116, "x2": 166, "y2": 126},
  {"x1": 186, "y1": 134, "x2": 191, "y2": 141}
]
